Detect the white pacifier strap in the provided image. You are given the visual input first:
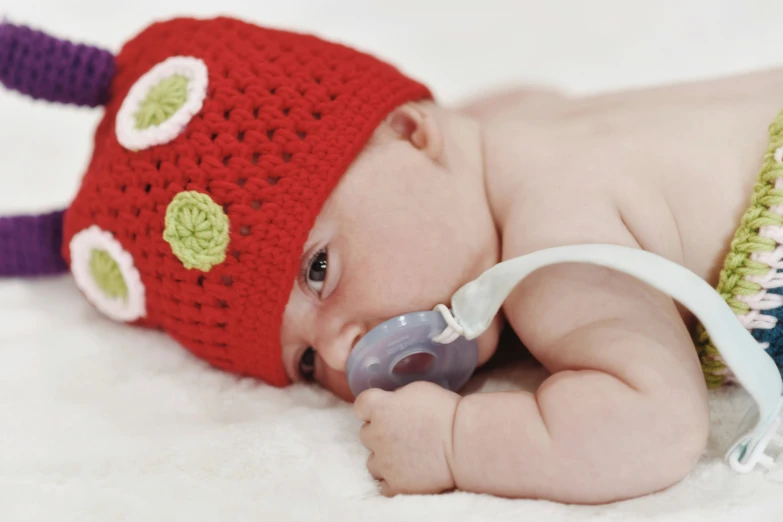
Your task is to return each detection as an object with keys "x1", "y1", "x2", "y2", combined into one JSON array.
[{"x1": 437, "y1": 244, "x2": 783, "y2": 473}]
